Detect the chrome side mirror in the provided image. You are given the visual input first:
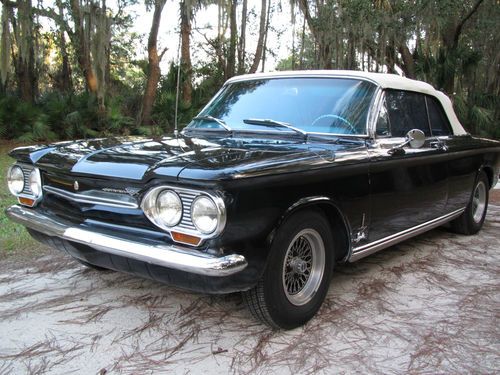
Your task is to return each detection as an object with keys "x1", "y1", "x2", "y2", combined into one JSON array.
[
  {"x1": 407, "y1": 129, "x2": 425, "y2": 149},
  {"x1": 388, "y1": 129, "x2": 426, "y2": 155}
]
